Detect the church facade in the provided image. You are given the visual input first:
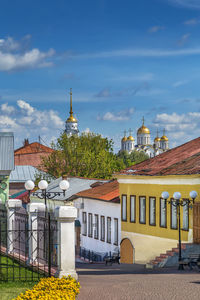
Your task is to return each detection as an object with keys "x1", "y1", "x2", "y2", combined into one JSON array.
[{"x1": 121, "y1": 118, "x2": 169, "y2": 158}]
